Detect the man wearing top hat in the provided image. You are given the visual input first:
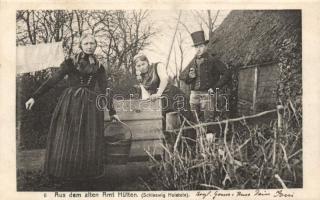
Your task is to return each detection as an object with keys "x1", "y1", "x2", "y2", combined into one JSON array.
[{"x1": 180, "y1": 30, "x2": 231, "y2": 124}]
